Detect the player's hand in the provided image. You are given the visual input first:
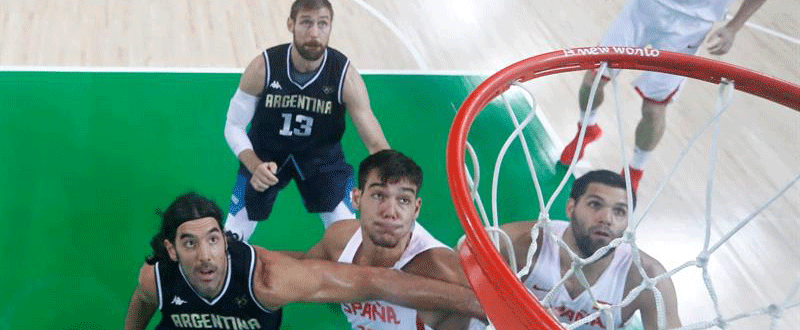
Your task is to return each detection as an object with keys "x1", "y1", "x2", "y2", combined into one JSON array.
[
  {"x1": 706, "y1": 26, "x2": 736, "y2": 55},
  {"x1": 250, "y1": 161, "x2": 278, "y2": 192}
]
